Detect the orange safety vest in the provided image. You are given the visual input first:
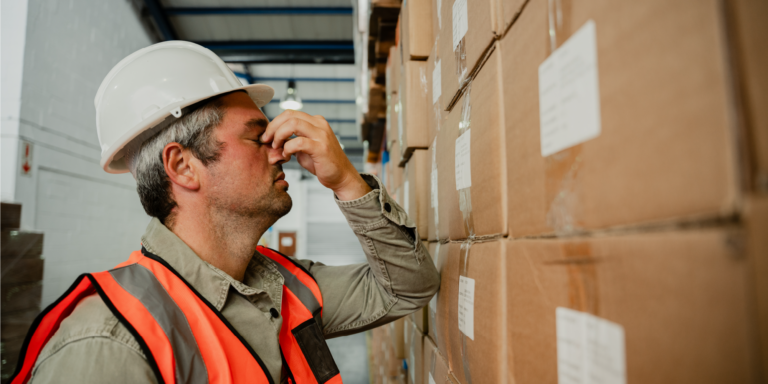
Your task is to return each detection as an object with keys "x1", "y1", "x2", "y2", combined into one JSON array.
[{"x1": 10, "y1": 246, "x2": 343, "y2": 384}]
